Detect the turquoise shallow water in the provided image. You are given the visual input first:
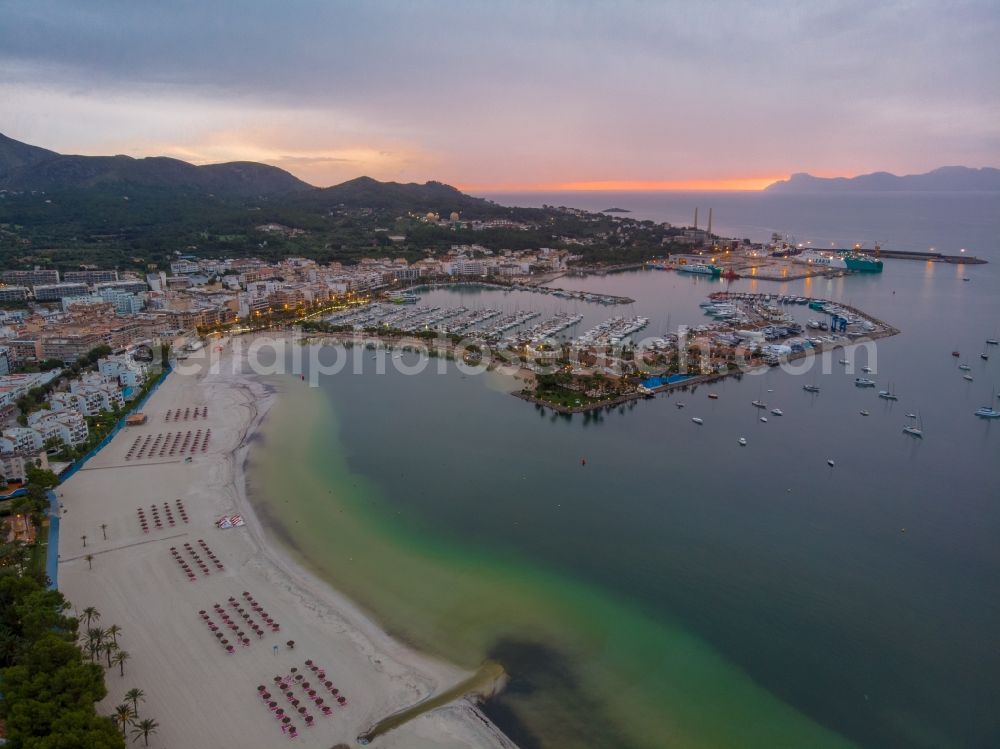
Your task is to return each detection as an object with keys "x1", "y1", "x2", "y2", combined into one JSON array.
[{"x1": 250, "y1": 193, "x2": 1000, "y2": 748}]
